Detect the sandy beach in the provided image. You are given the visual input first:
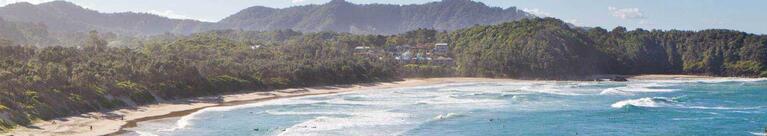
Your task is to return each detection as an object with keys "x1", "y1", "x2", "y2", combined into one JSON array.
[{"x1": 5, "y1": 78, "x2": 525, "y2": 136}]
